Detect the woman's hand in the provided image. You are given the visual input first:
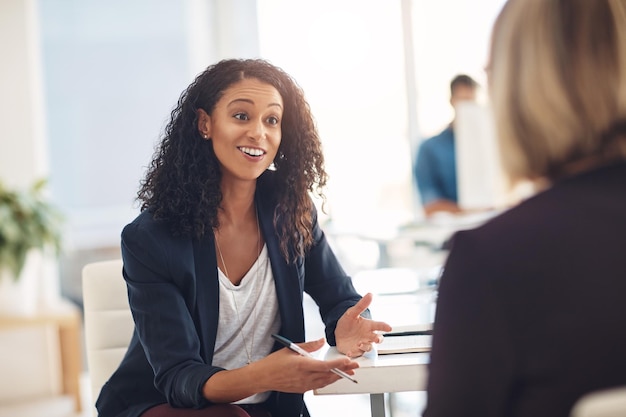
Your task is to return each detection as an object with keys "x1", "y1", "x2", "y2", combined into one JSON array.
[
  {"x1": 335, "y1": 293, "x2": 393, "y2": 357},
  {"x1": 256, "y1": 338, "x2": 359, "y2": 393},
  {"x1": 204, "y1": 338, "x2": 358, "y2": 402}
]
